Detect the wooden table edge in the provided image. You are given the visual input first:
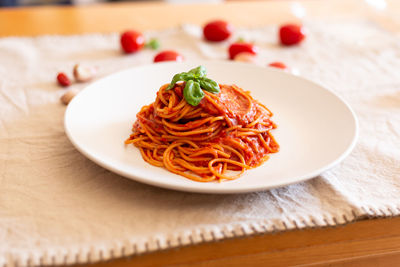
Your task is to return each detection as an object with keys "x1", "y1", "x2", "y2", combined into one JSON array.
[{"x1": 86, "y1": 216, "x2": 400, "y2": 267}]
